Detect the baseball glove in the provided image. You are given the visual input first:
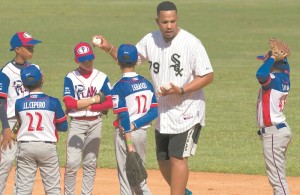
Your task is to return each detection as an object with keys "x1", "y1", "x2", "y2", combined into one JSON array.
[
  {"x1": 125, "y1": 151, "x2": 148, "y2": 187},
  {"x1": 96, "y1": 91, "x2": 108, "y2": 115},
  {"x1": 10, "y1": 122, "x2": 20, "y2": 141},
  {"x1": 269, "y1": 38, "x2": 291, "y2": 62}
]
